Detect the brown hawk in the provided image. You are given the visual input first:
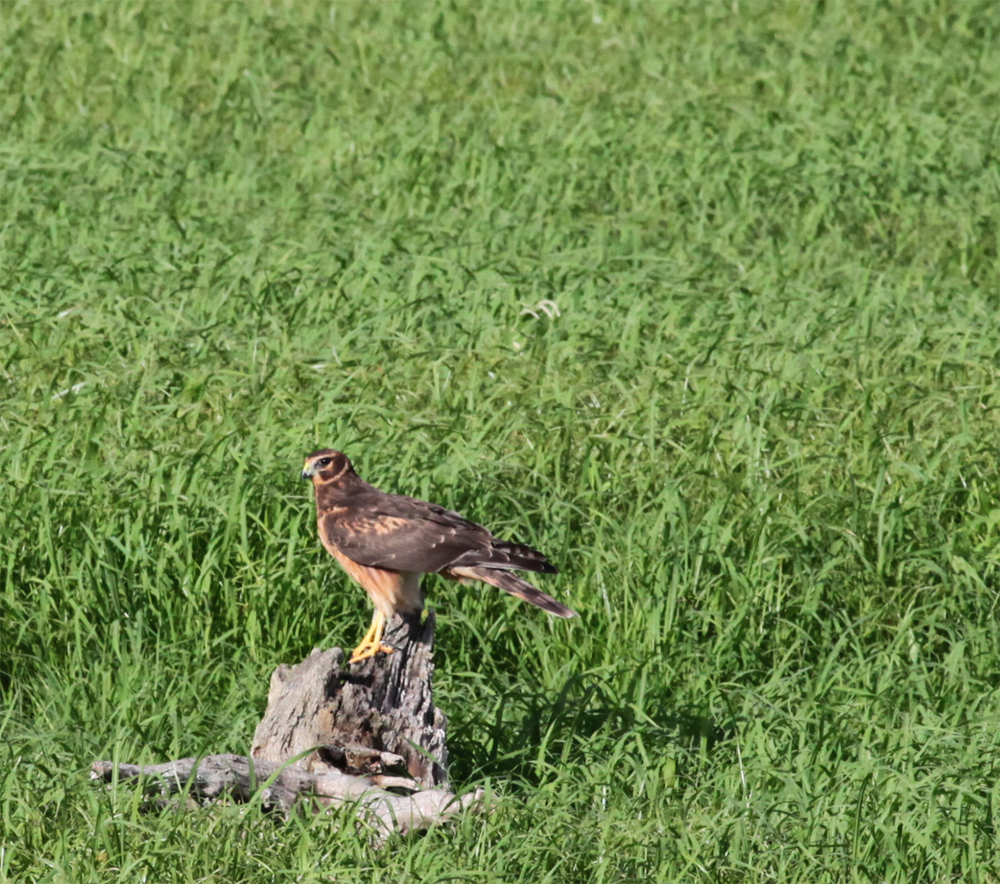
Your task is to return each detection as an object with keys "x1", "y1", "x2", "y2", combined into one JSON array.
[{"x1": 302, "y1": 449, "x2": 576, "y2": 662}]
